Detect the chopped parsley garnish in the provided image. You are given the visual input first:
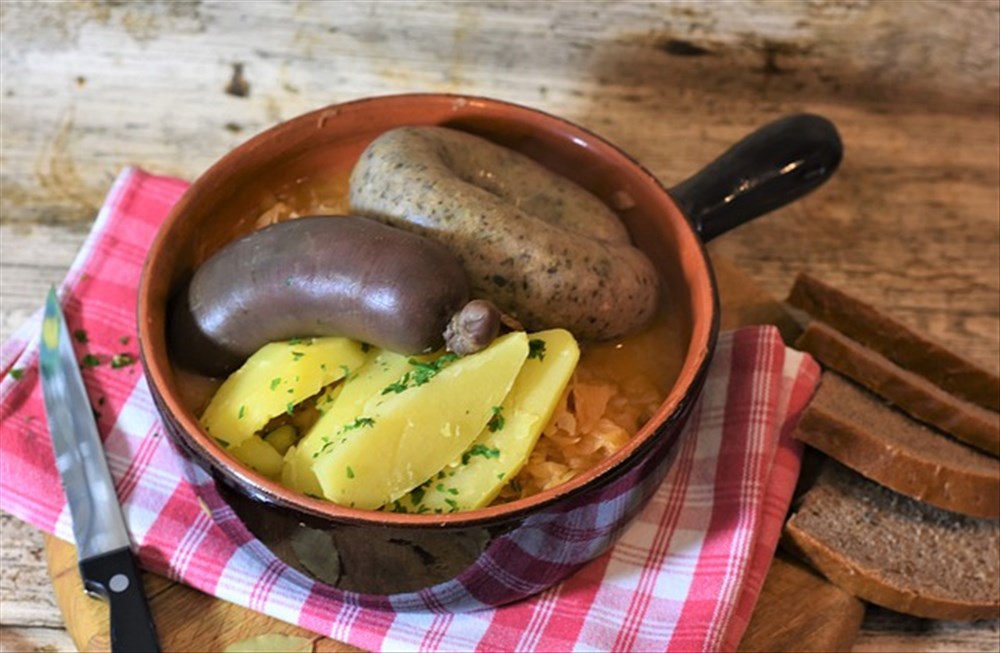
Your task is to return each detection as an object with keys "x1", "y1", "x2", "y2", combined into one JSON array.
[
  {"x1": 288, "y1": 337, "x2": 305, "y2": 345},
  {"x1": 462, "y1": 443, "x2": 501, "y2": 465},
  {"x1": 291, "y1": 350, "x2": 305, "y2": 361},
  {"x1": 315, "y1": 417, "x2": 375, "y2": 457},
  {"x1": 381, "y1": 377, "x2": 409, "y2": 395},
  {"x1": 9, "y1": 368, "x2": 24, "y2": 380},
  {"x1": 285, "y1": 401, "x2": 295, "y2": 415},
  {"x1": 73, "y1": 329, "x2": 88, "y2": 343},
  {"x1": 487, "y1": 405, "x2": 505, "y2": 432},
  {"x1": 444, "y1": 498, "x2": 459, "y2": 511},
  {"x1": 344, "y1": 416, "x2": 375, "y2": 431},
  {"x1": 213, "y1": 437, "x2": 229, "y2": 448},
  {"x1": 410, "y1": 354, "x2": 458, "y2": 385},
  {"x1": 81, "y1": 354, "x2": 101, "y2": 368},
  {"x1": 110, "y1": 353, "x2": 135, "y2": 369},
  {"x1": 528, "y1": 338, "x2": 547, "y2": 361},
  {"x1": 339, "y1": 364, "x2": 352, "y2": 378},
  {"x1": 475, "y1": 444, "x2": 501, "y2": 459},
  {"x1": 270, "y1": 377, "x2": 282, "y2": 390},
  {"x1": 381, "y1": 353, "x2": 459, "y2": 395},
  {"x1": 409, "y1": 485, "x2": 426, "y2": 506},
  {"x1": 238, "y1": 405, "x2": 246, "y2": 419},
  {"x1": 346, "y1": 466, "x2": 355, "y2": 479}
]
